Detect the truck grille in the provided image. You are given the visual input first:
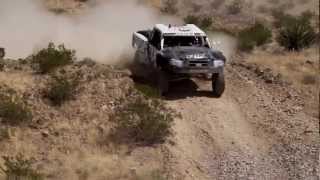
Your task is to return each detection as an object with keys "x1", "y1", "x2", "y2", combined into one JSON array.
[{"x1": 188, "y1": 60, "x2": 210, "y2": 67}]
